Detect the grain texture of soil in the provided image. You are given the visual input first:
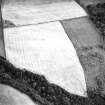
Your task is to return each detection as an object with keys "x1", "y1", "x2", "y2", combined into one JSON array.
[
  {"x1": 78, "y1": 2, "x2": 105, "y2": 97},
  {"x1": 1, "y1": 1, "x2": 105, "y2": 105}
]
